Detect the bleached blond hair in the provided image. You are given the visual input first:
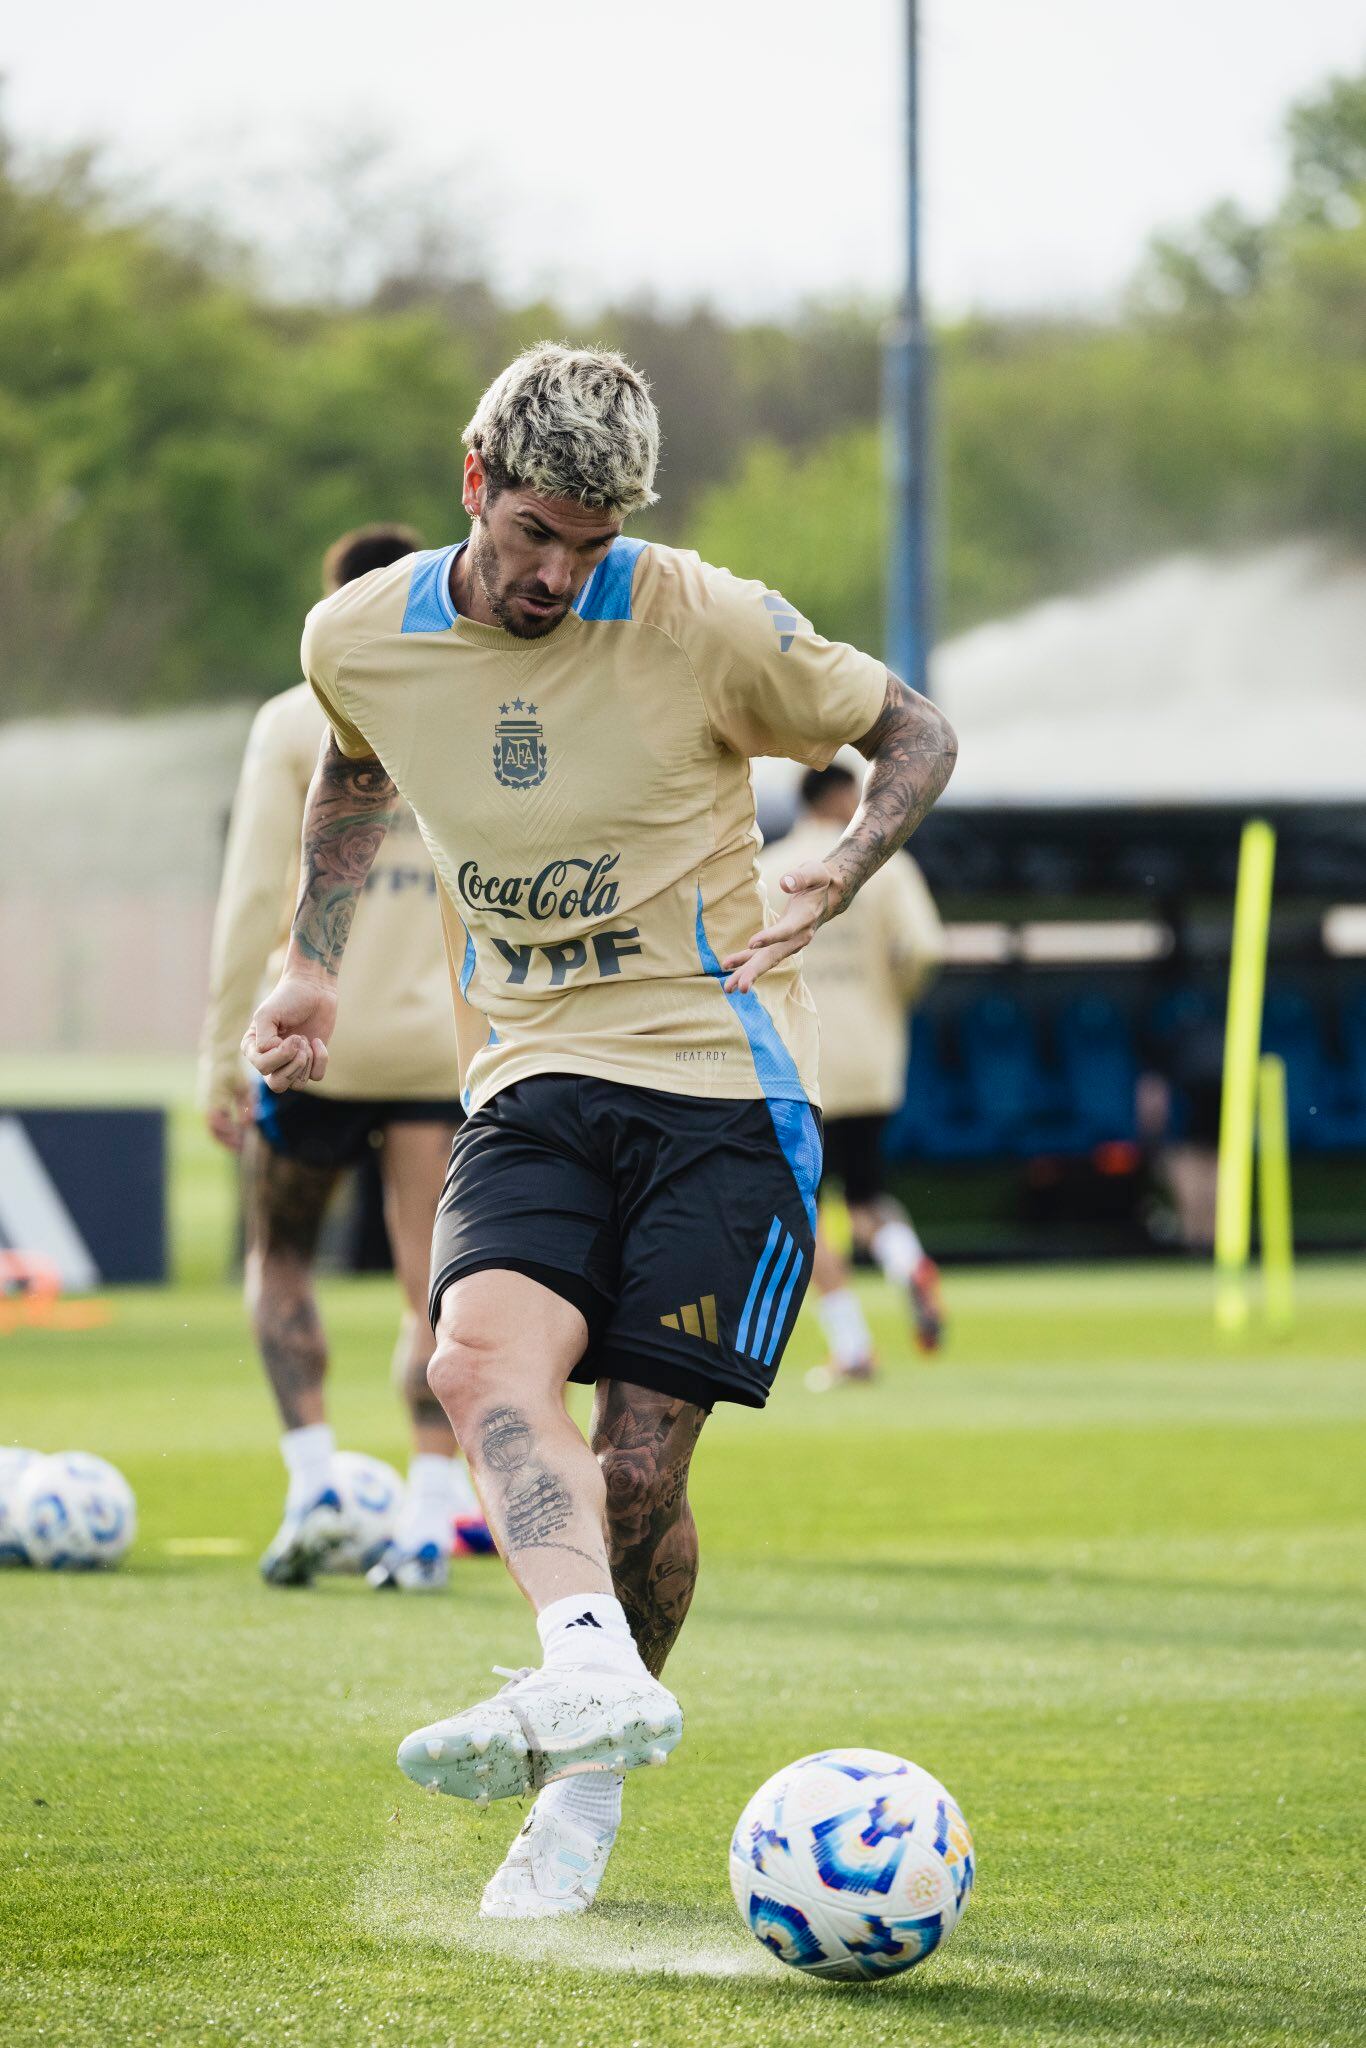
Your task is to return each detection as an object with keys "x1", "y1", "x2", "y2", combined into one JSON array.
[{"x1": 463, "y1": 343, "x2": 660, "y2": 514}]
